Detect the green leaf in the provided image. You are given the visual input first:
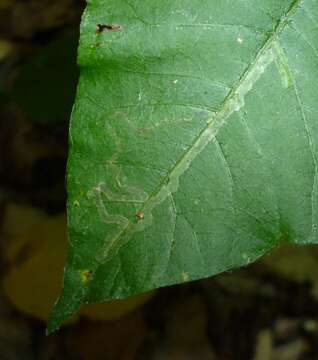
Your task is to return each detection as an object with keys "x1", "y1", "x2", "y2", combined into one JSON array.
[{"x1": 48, "y1": 0, "x2": 318, "y2": 333}]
